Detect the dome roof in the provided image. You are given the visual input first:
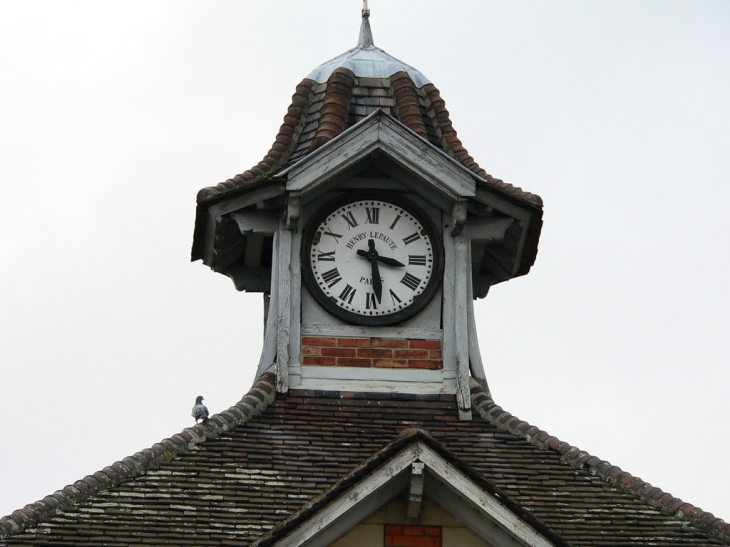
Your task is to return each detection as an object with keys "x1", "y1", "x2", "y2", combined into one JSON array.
[
  {"x1": 307, "y1": 15, "x2": 430, "y2": 87},
  {"x1": 195, "y1": 13, "x2": 541, "y2": 209}
]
